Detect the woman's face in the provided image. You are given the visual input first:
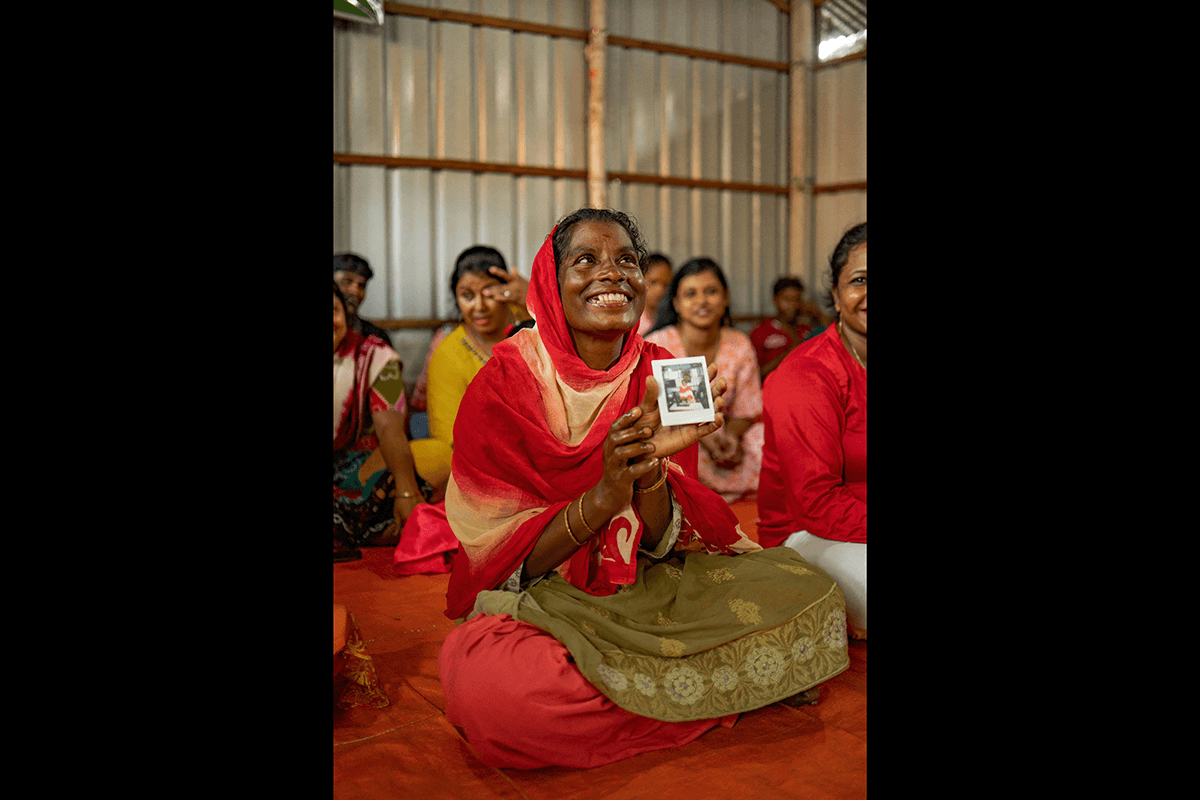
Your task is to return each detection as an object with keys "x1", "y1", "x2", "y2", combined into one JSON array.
[
  {"x1": 833, "y1": 243, "x2": 866, "y2": 337},
  {"x1": 643, "y1": 262, "x2": 672, "y2": 314},
  {"x1": 558, "y1": 220, "x2": 645, "y2": 340},
  {"x1": 455, "y1": 271, "x2": 509, "y2": 338},
  {"x1": 673, "y1": 270, "x2": 728, "y2": 330},
  {"x1": 333, "y1": 293, "x2": 348, "y2": 352}
]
